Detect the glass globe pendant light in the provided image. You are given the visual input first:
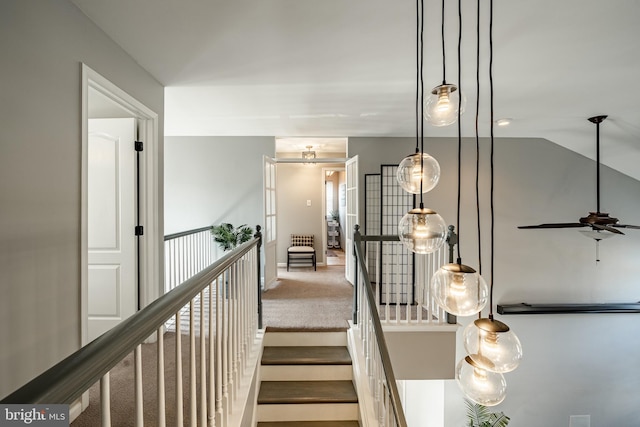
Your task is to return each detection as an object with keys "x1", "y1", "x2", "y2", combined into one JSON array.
[
  {"x1": 424, "y1": 83, "x2": 466, "y2": 127},
  {"x1": 463, "y1": 317, "x2": 523, "y2": 373},
  {"x1": 432, "y1": 263, "x2": 488, "y2": 316},
  {"x1": 396, "y1": 151, "x2": 440, "y2": 194},
  {"x1": 398, "y1": 205, "x2": 447, "y2": 254},
  {"x1": 456, "y1": 356, "x2": 507, "y2": 406},
  {"x1": 424, "y1": 0, "x2": 464, "y2": 127}
]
